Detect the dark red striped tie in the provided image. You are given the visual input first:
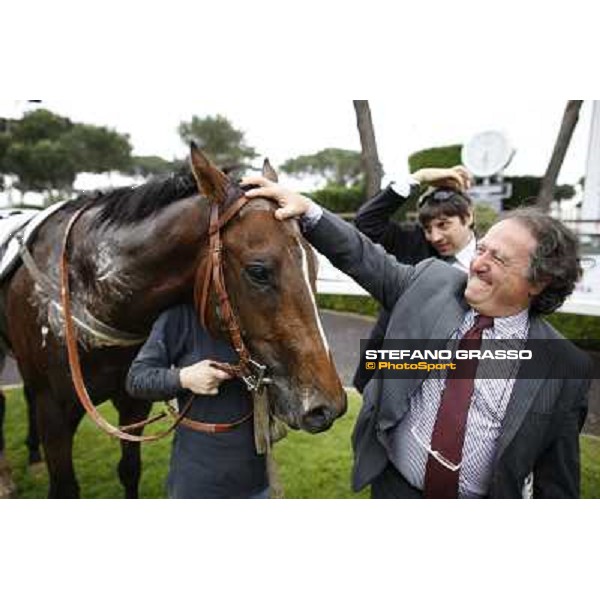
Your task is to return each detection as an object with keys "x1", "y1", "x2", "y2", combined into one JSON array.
[{"x1": 423, "y1": 314, "x2": 494, "y2": 499}]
